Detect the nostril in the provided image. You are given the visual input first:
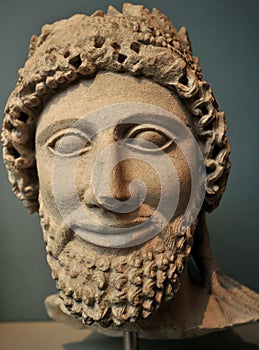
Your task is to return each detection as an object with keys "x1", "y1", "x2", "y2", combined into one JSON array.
[
  {"x1": 85, "y1": 196, "x2": 120, "y2": 211},
  {"x1": 97, "y1": 195, "x2": 141, "y2": 214},
  {"x1": 87, "y1": 202, "x2": 100, "y2": 209},
  {"x1": 99, "y1": 196, "x2": 121, "y2": 210},
  {"x1": 115, "y1": 196, "x2": 131, "y2": 202},
  {"x1": 83, "y1": 189, "x2": 141, "y2": 213}
]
